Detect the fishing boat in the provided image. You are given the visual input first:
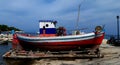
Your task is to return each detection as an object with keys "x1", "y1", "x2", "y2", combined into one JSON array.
[{"x1": 12, "y1": 20, "x2": 104, "y2": 51}]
